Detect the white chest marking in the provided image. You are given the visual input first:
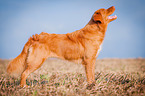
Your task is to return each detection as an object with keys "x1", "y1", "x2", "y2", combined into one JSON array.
[{"x1": 96, "y1": 43, "x2": 103, "y2": 57}]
